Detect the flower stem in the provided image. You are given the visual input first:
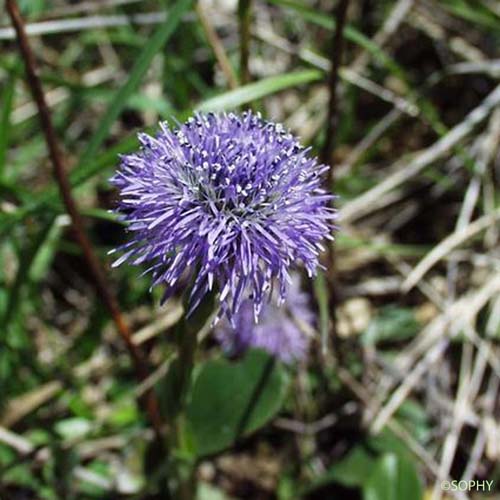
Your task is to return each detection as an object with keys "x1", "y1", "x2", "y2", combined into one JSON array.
[
  {"x1": 174, "y1": 321, "x2": 199, "y2": 412},
  {"x1": 170, "y1": 295, "x2": 214, "y2": 500}
]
